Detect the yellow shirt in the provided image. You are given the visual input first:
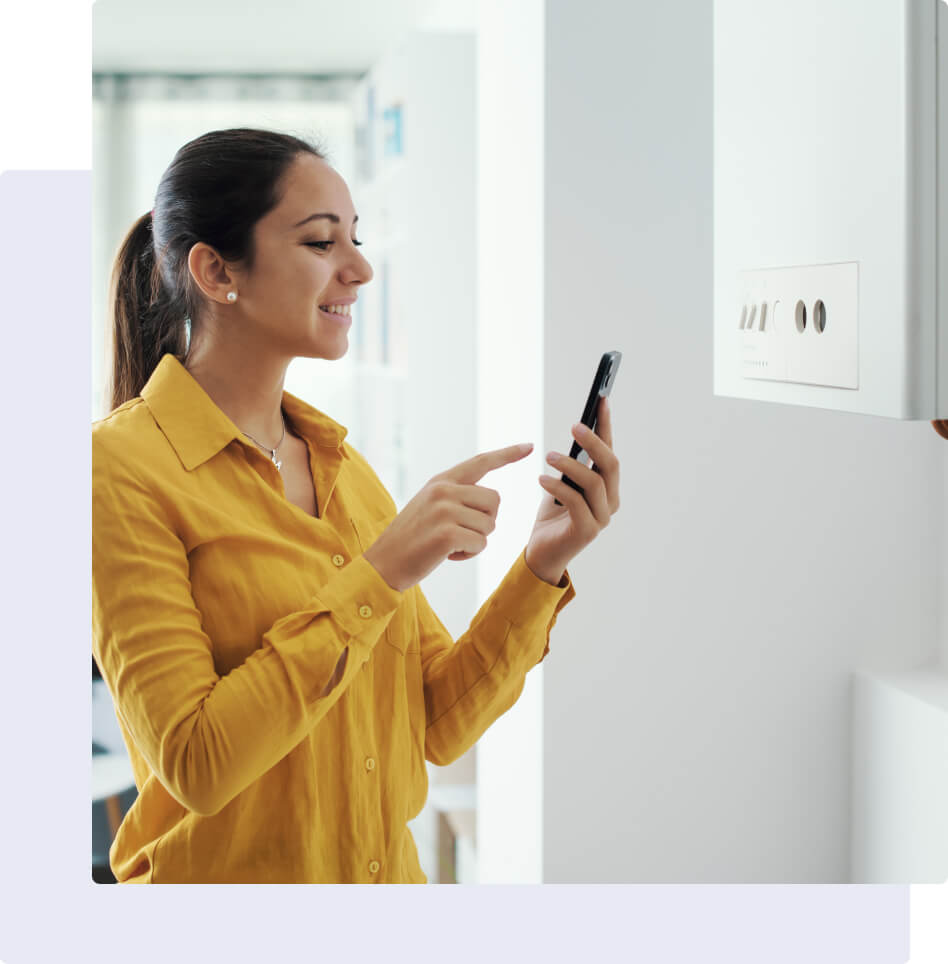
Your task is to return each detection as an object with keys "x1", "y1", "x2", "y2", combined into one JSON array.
[{"x1": 92, "y1": 352, "x2": 576, "y2": 883}]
